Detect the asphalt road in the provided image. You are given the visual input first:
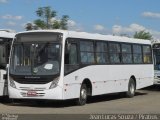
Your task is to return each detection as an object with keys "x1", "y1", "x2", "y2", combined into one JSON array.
[{"x1": 0, "y1": 85, "x2": 160, "y2": 120}]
